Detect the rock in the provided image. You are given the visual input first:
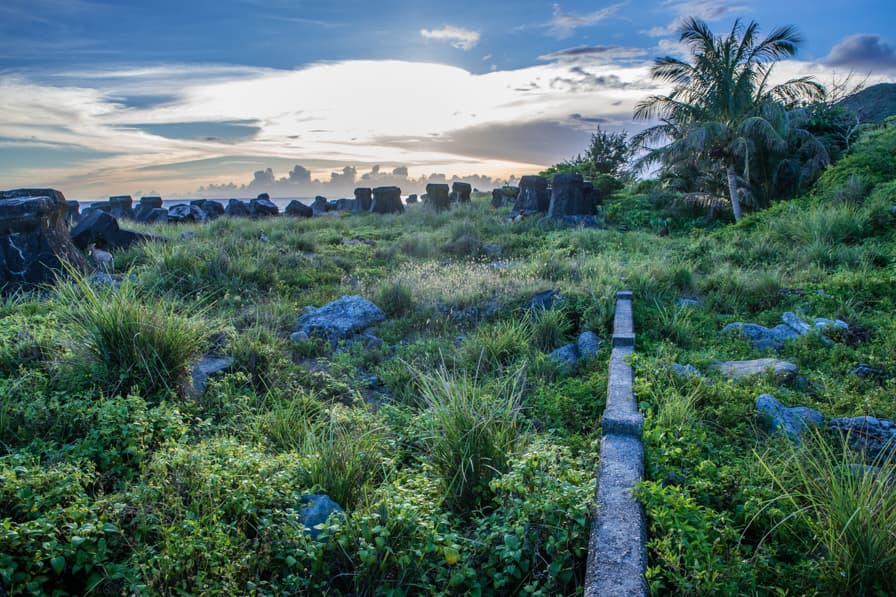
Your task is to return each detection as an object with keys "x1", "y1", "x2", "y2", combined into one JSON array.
[
  {"x1": 296, "y1": 295, "x2": 386, "y2": 341},
  {"x1": 675, "y1": 297, "x2": 704, "y2": 308},
  {"x1": 425, "y1": 183, "x2": 451, "y2": 212},
  {"x1": 482, "y1": 244, "x2": 503, "y2": 256},
  {"x1": 0, "y1": 188, "x2": 91, "y2": 293},
  {"x1": 144, "y1": 208, "x2": 169, "y2": 224},
  {"x1": 108, "y1": 195, "x2": 136, "y2": 220},
  {"x1": 363, "y1": 332, "x2": 384, "y2": 350},
  {"x1": 285, "y1": 200, "x2": 313, "y2": 218},
  {"x1": 406, "y1": 193, "x2": 418, "y2": 204},
  {"x1": 193, "y1": 199, "x2": 225, "y2": 219},
  {"x1": 140, "y1": 196, "x2": 163, "y2": 209},
  {"x1": 756, "y1": 394, "x2": 824, "y2": 440},
  {"x1": 65, "y1": 200, "x2": 80, "y2": 225},
  {"x1": 529, "y1": 289, "x2": 561, "y2": 311},
  {"x1": 849, "y1": 364, "x2": 888, "y2": 380},
  {"x1": 333, "y1": 198, "x2": 355, "y2": 212},
  {"x1": 225, "y1": 199, "x2": 251, "y2": 217},
  {"x1": 549, "y1": 343, "x2": 580, "y2": 371},
  {"x1": 673, "y1": 363, "x2": 704, "y2": 380},
  {"x1": 250, "y1": 197, "x2": 279, "y2": 217},
  {"x1": 828, "y1": 416, "x2": 896, "y2": 461},
  {"x1": 781, "y1": 312, "x2": 812, "y2": 335},
  {"x1": 290, "y1": 331, "x2": 310, "y2": 343},
  {"x1": 311, "y1": 195, "x2": 329, "y2": 216},
  {"x1": 548, "y1": 173, "x2": 598, "y2": 218},
  {"x1": 191, "y1": 355, "x2": 234, "y2": 397},
  {"x1": 168, "y1": 204, "x2": 207, "y2": 223},
  {"x1": 577, "y1": 331, "x2": 603, "y2": 358},
  {"x1": 298, "y1": 494, "x2": 344, "y2": 539},
  {"x1": 721, "y1": 322, "x2": 800, "y2": 351},
  {"x1": 70, "y1": 210, "x2": 155, "y2": 250},
  {"x1": 256, "y1": 192, "x2": 271, "y2": 201},
  {"x1": 814, "y1": 317, "x2": 849, "y2": 332},
  {"x1": 450, "y1": 181, "x2": 472, "y2": 203},
  {"x1": 491, "y1": 186, "x2": 519, "y2": 208},
  {"x1": 352, "y1": 188, "x2": 372, "y2": 213},
  {"x1": 511, "y1": 175, "x2": 550, "y2": 215},
  {"x1": 135, "y1": 196, "x2": 163, "y2": 222},
  {"x1": 370, "y1": 186, "x2": 404, "y2": 214},
  {"x1": 713, "y1": 358, "x2": 799, "y2": 384}
]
